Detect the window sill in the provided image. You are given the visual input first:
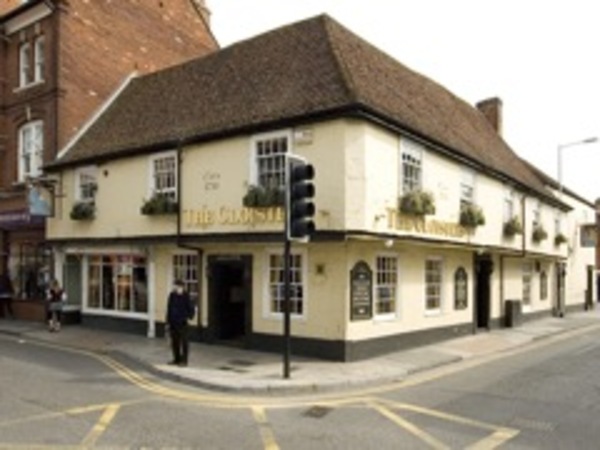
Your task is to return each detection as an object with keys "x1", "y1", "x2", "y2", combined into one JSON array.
[
  {"x1": 374, "y1": 313, "x2": 397, "y2": 322},
  {"x1": 13, "y1": 80, "x2": 45, "y2": 92},
  {"x1": 425, "y1": 309, "x2": 442, "y2": 317}
]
